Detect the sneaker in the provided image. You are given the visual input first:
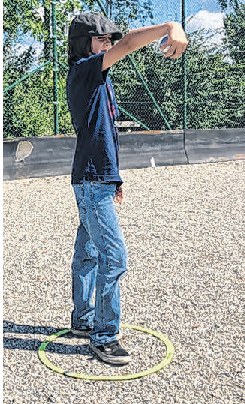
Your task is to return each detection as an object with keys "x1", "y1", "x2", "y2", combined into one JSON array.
[
  {"x1": 71, "y1": 327, "x2": 123, "y2": 340},
  {"x1": 71, "y1": 327, "x2": 92, "y2": 338},
  {"x1": 89, "y1": 340, "x2": 132, "y2": 365}
]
